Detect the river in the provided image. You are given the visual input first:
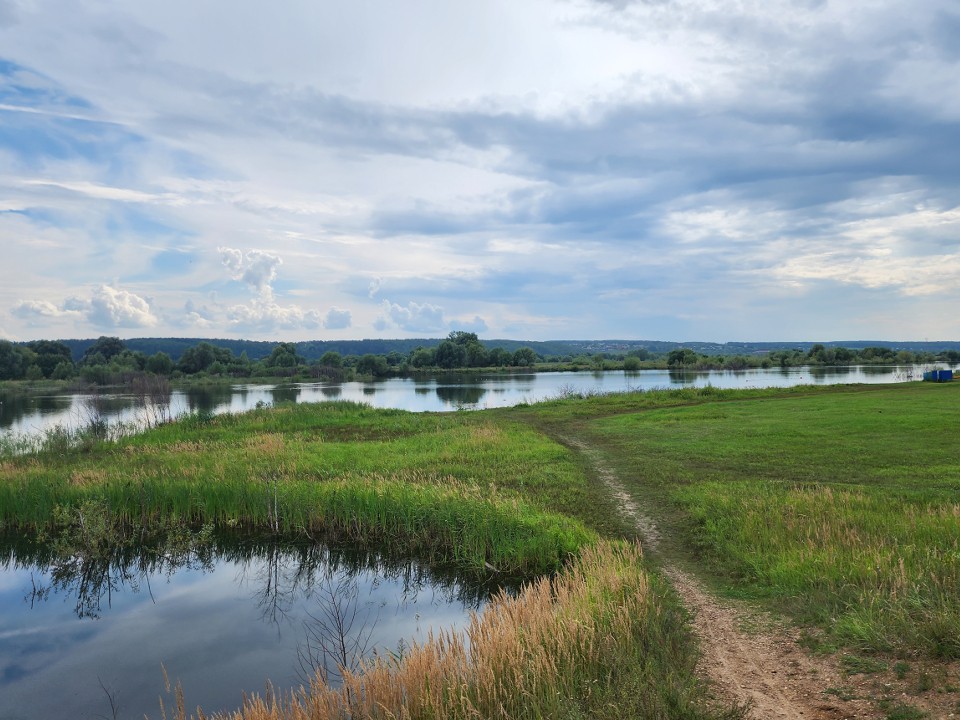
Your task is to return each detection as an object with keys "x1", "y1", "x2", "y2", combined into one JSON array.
[{"x1": 0, "y1": 364, "x2": 947, "y2": 441}]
